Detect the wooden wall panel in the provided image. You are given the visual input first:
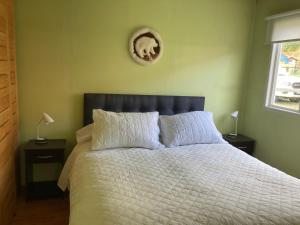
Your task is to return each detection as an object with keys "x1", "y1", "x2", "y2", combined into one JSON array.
[
  {"x1": 10, "y1": 70, "x2": 15, "y2": 84},
  {"x1": 0, "y1": 108, "x2": 10, "y2": 126},
  {"x1": 0, "y1": 0, "x2": 18, "y2": 224},
  {"x1": 0, "y1": 119, "x2": 11, "y2": 141},
  {"x1": 0, "y1": 88, "x2": 9, "y2": 112},
  {"x1": 0, "y1": 73, "x2": 9, "y2": 88}
]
